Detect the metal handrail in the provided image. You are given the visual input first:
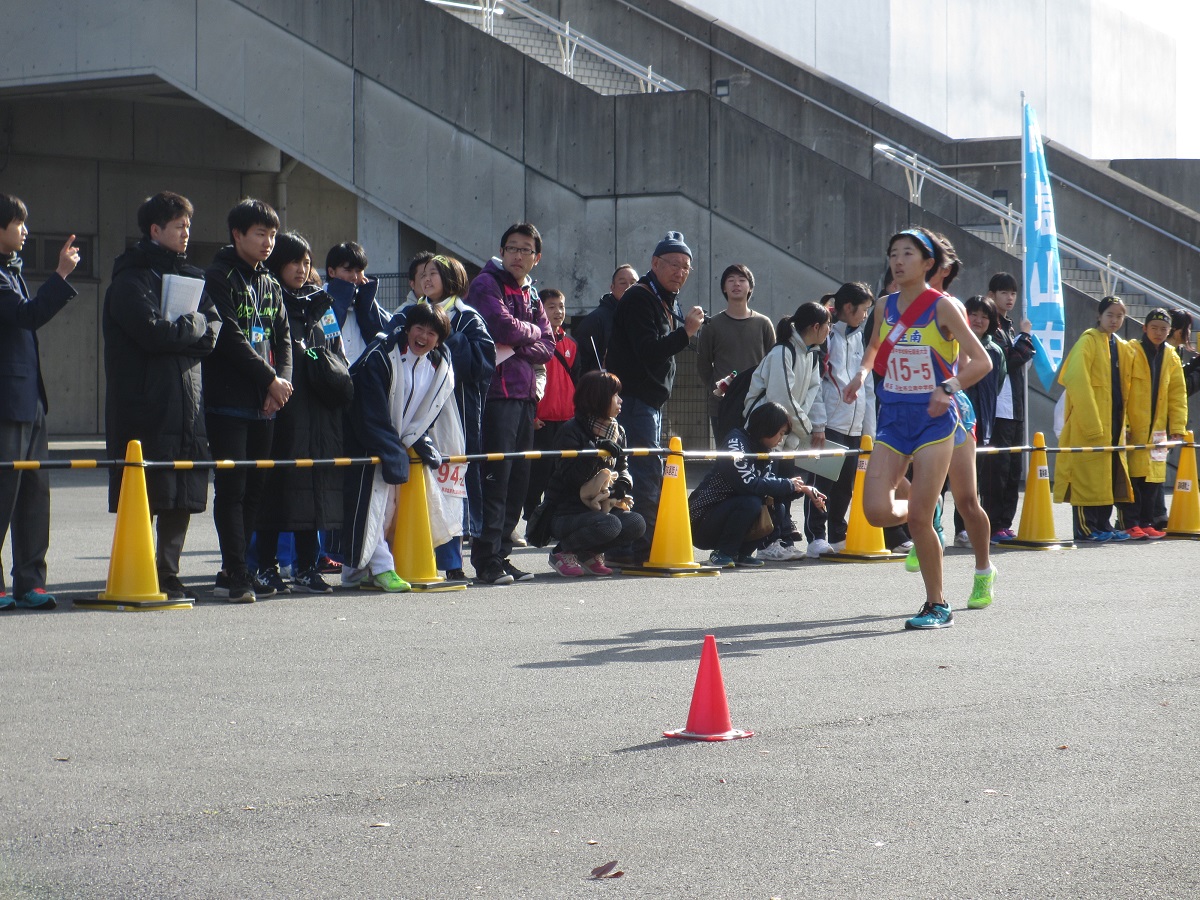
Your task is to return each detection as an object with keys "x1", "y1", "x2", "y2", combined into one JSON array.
[
  {"x1": 874, "y1": 144, "x2": 1200, "y2": 319},
  {"x1": 428, "y1": 0, "x2": 683, "y2": 93}
]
